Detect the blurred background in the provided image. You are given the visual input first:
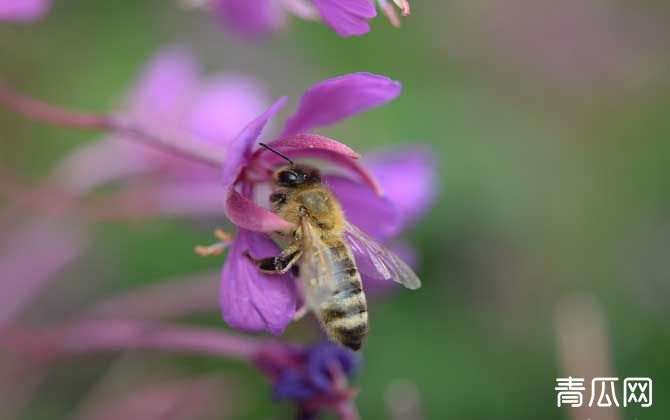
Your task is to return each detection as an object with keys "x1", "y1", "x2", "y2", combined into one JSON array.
[{"x1": 1, "y1": 0, "x2": 669, "y2": 419}]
